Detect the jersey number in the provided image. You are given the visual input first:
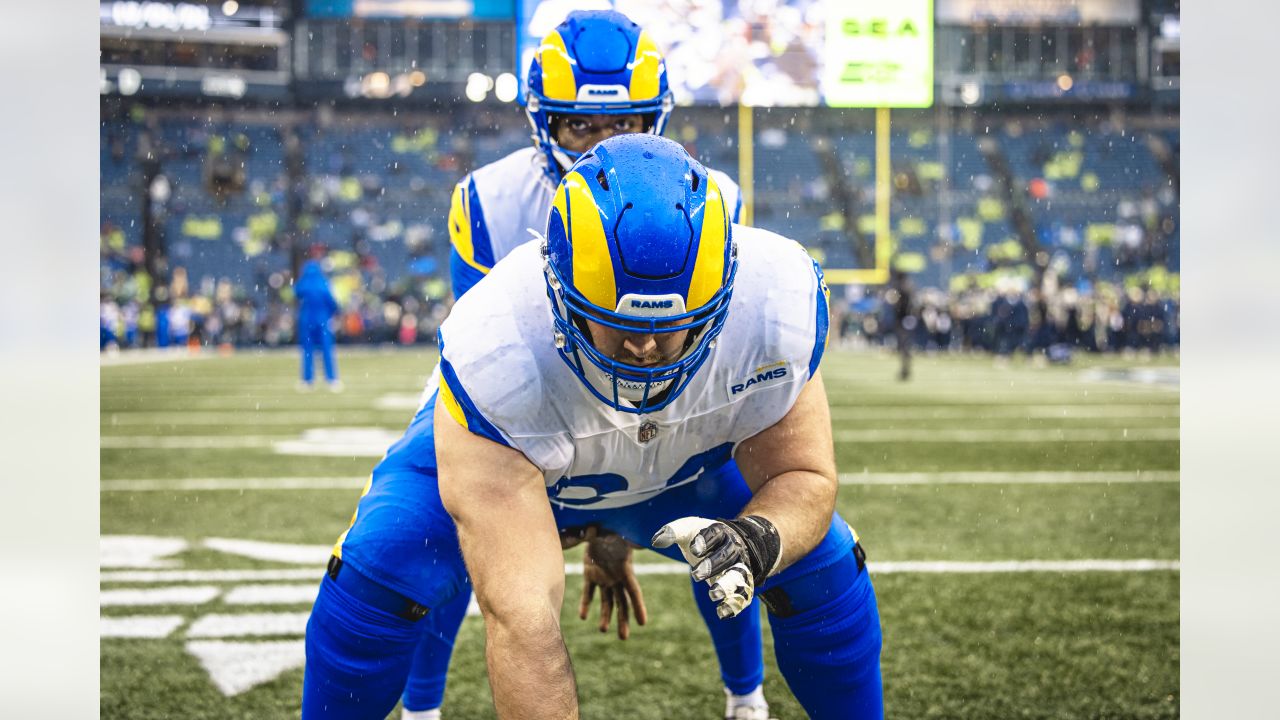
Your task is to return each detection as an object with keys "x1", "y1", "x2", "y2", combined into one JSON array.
[{"x1": 548, "y1": 442, "x2": 734, "y2": 506}]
